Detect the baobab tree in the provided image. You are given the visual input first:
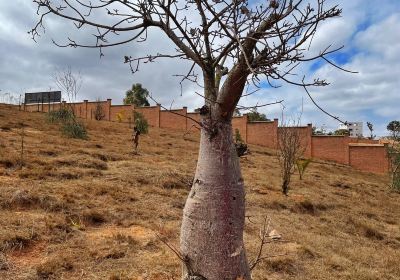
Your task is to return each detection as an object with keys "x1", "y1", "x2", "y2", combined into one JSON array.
[{"x1": 32, "y1": 1, "x2": 346, "y2": 279}]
